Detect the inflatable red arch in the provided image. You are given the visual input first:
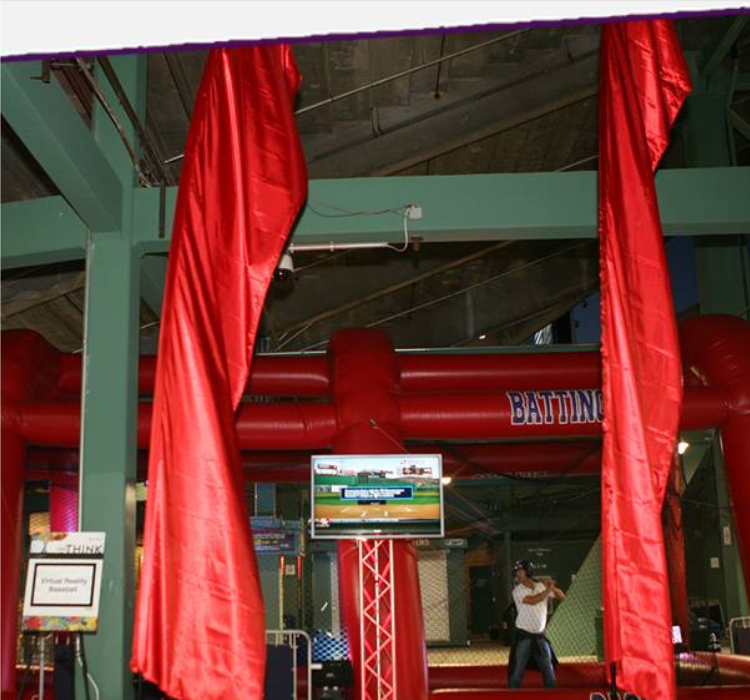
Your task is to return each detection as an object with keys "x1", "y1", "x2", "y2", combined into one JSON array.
[{"x1": 3, "y1": 313, "x2": 750, "y2": 699}]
